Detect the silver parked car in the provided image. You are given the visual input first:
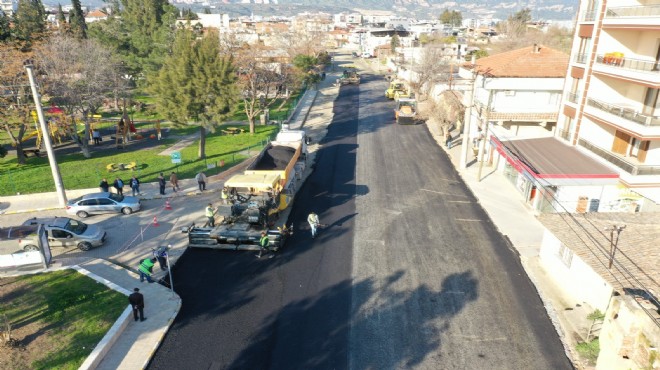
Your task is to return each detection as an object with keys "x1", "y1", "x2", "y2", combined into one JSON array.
[
  {"x1": 22, "y1": 217, "x2": 107, "y2": 251},
  {"x1": 66, "y1": 192, "x2": 141, "y2": 218}
]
